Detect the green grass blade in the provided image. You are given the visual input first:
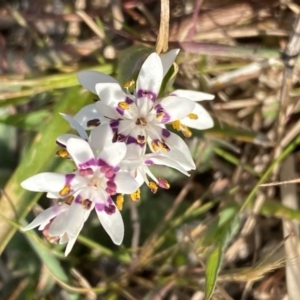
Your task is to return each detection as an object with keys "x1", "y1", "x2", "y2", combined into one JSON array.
[{"x1": 205, "y1": 243, "x2": 223, "y2": 300}]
